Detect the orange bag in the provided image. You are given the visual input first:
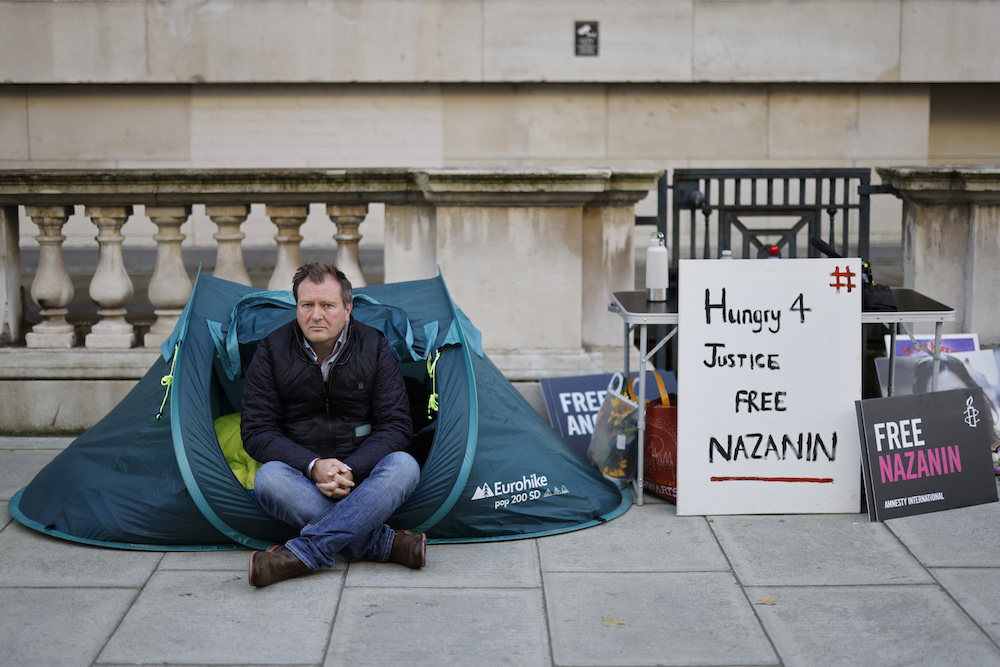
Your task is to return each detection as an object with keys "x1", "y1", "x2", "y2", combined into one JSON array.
[{"x1": 629, "y1": 372, "x2": 678, "y2": 502}]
